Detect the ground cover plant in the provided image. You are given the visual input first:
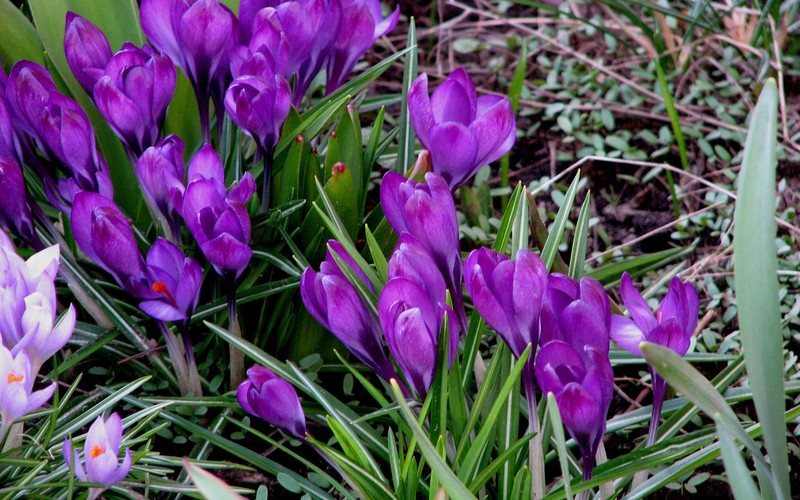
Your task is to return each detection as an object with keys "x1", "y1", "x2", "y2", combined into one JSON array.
[{"x1": 0, "y1": 0, "x2": 798, "y2": 498}]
